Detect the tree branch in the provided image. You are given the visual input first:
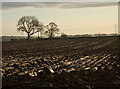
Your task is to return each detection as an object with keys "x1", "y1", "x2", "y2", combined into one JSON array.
[
  {"x1": 30, "y1": 30, "x2": 39, "y2": 36},
  {"x1": 23, "y1": 22, "x2": 28, "y2": 33}
]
